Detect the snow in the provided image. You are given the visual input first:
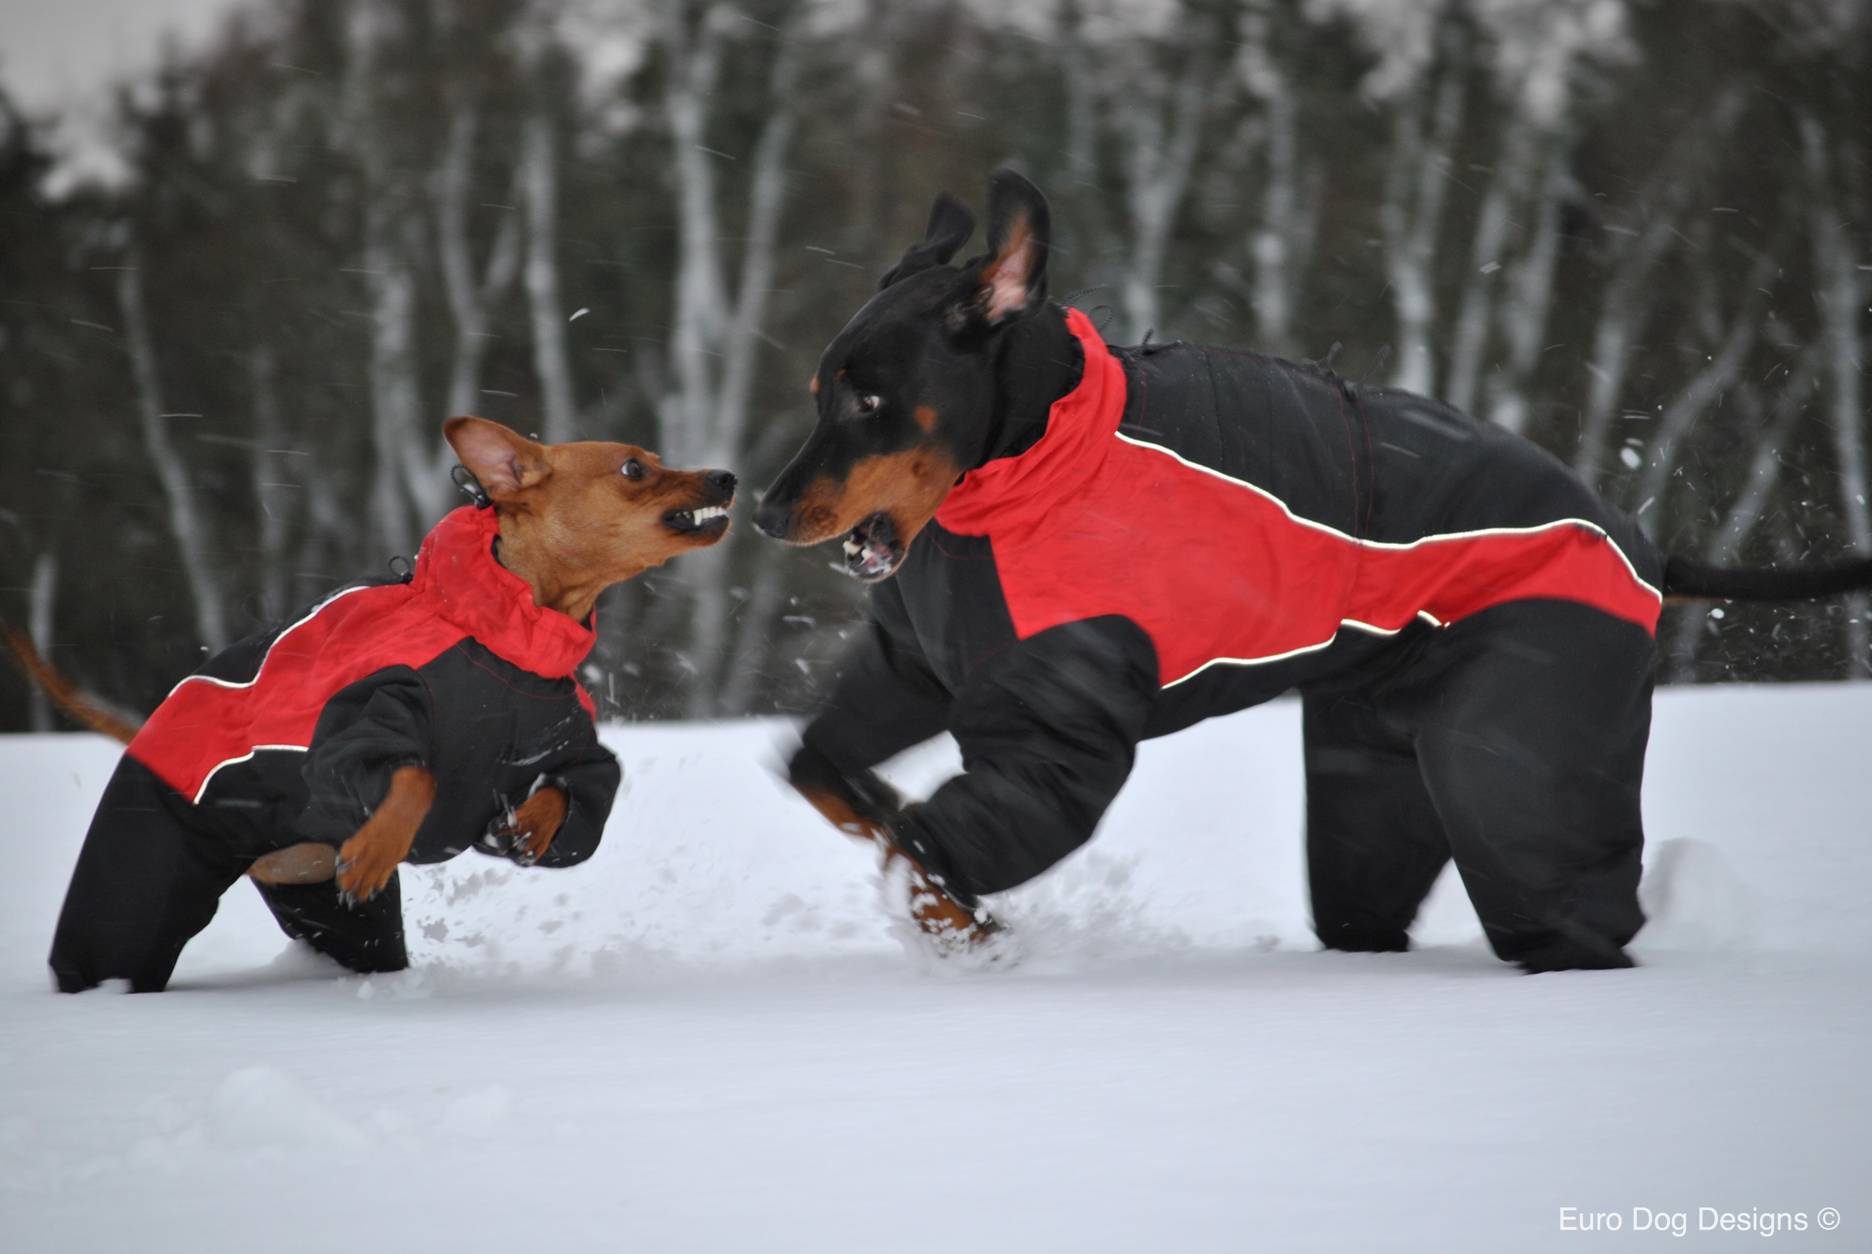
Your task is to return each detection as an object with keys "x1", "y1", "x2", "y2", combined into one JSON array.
[{"x1": 2, "y1": 686, "x2": 1867, "y2": 1251}]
